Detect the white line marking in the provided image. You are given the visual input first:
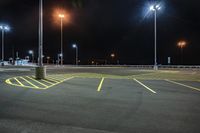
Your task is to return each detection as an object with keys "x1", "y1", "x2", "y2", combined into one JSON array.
[
  {"x1": 134, "y1": 78, "x2": 157, "y2": 94},
  {"x1": 165, "y1": 79, "x2": 200, "y2": 92}
]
